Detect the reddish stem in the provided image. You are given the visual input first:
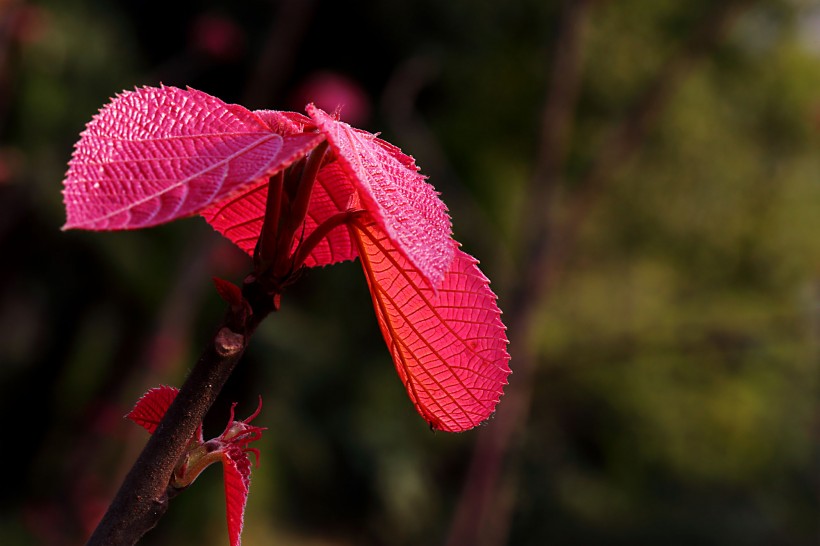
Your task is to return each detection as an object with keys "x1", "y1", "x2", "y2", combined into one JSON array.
[
  {"x1": 254, "y1": 171, "x2": 284, "y2": 272},
  {"x1": 86, "y1": 235, "x2": 284, "y2": 546},
  {"x1": 274, "y1": 140, "x2": 329, "y2": 278},
  {"x1": 287, "y1": 140, "x2": 329, "y2": 235},
  {"x1": 290, "y1": 209, "x2": 363, "y2": 270},
  {"x1": 85, "y1": 279, "x2": 276, "y2": 545}
]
